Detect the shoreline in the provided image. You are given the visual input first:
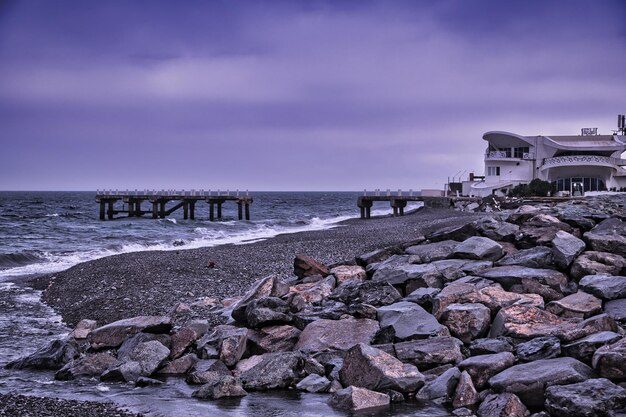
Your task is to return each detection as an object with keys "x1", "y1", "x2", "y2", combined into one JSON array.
[{"x1": 36, "y1": 207, "x2": 485, "y2": 327}]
